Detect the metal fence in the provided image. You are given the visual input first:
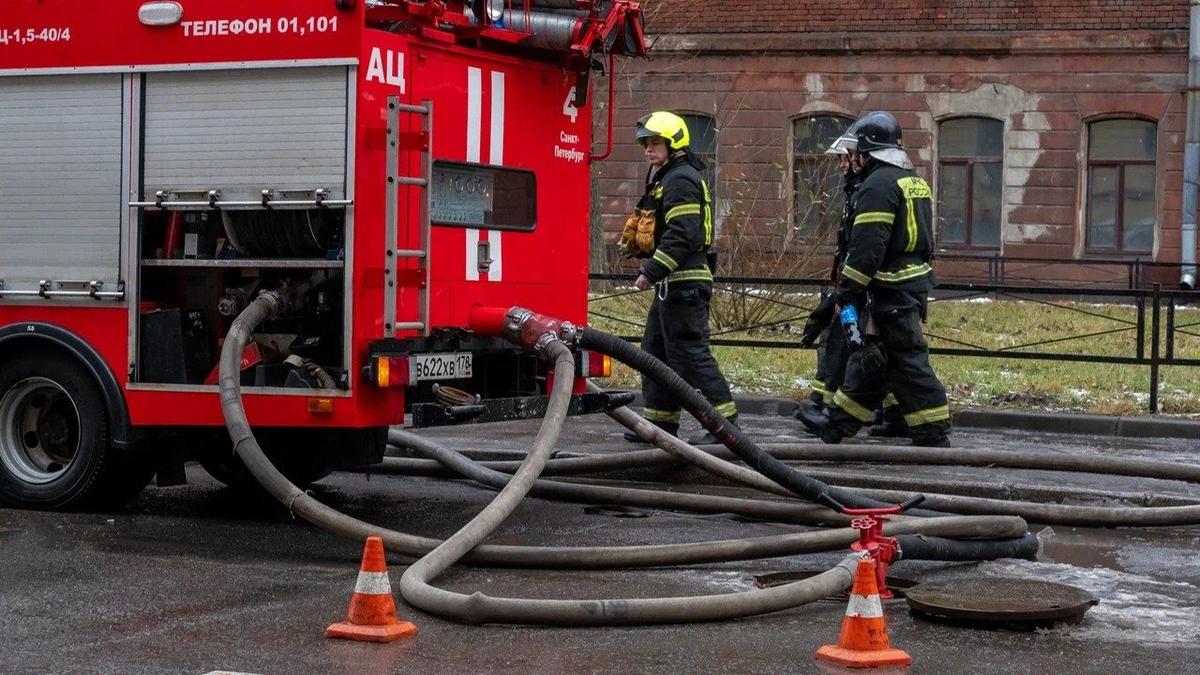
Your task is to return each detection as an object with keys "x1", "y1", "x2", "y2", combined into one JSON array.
[
  {"x1": 589, "y1": 272, "x2": 1200, "y2": 413},
  {"x1": 932, "y1": 253, "x2": 1182, "y2": 290}
]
